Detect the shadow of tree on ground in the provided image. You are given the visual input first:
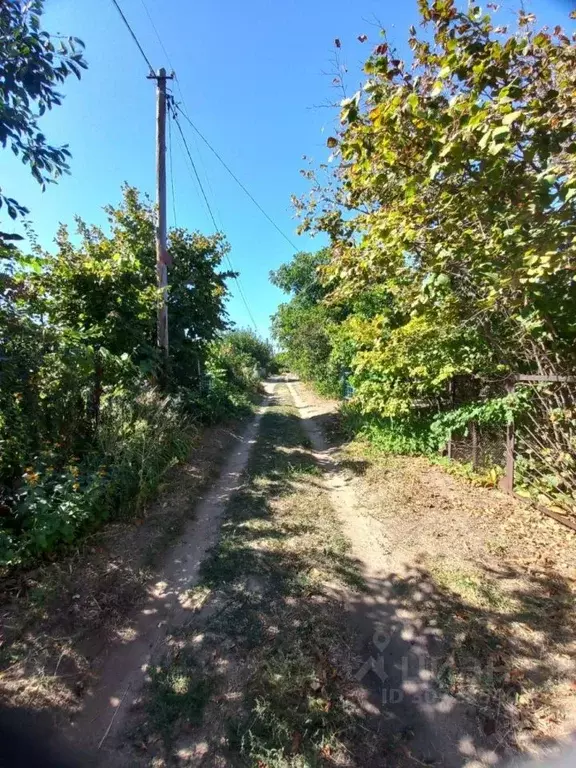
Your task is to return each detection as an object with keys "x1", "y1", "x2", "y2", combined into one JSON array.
[
  {"x1": 303, "y1": 400, "x2": 576, "y2": 766},
  {"x1": 122, "y1": 385, "x2": 576, "y2": 768}
]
